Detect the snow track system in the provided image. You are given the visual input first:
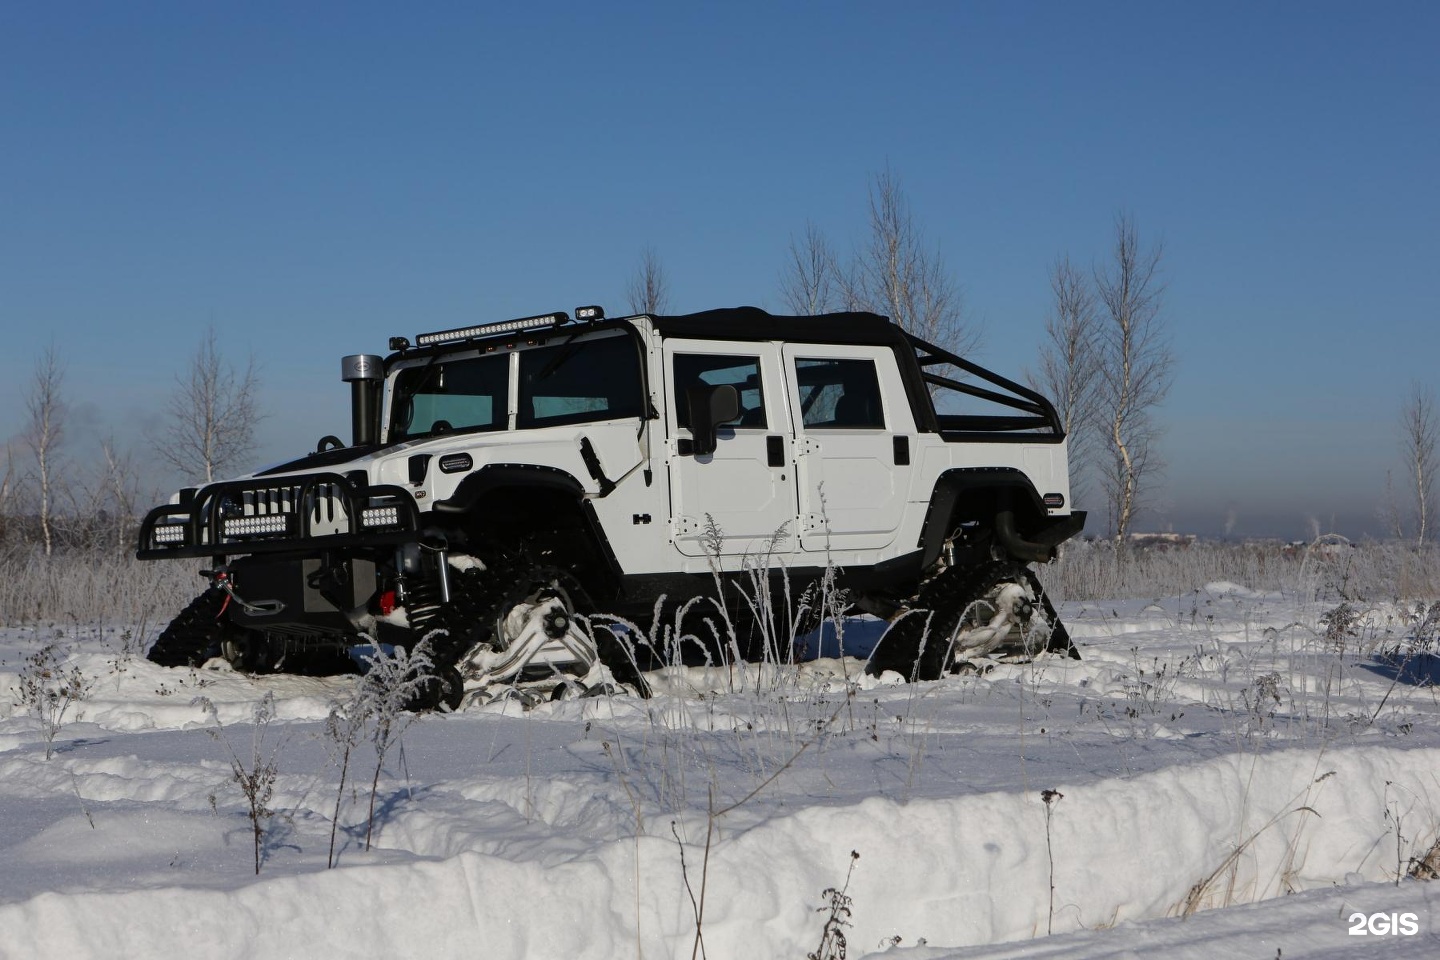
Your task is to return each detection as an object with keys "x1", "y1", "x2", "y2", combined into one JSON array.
[
  {"x1": 434, "y1": 557, "x2": 651, "y2": 706},
  {"x1": 146, "y1": 553, "x2": 652, "y2": 709},
  {"x1": 866, "y1": 561, "x2": 1077, "y2": 681},
  {"x1": 149, "y1": 554, "x2": 1073, "y2": 705}
]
